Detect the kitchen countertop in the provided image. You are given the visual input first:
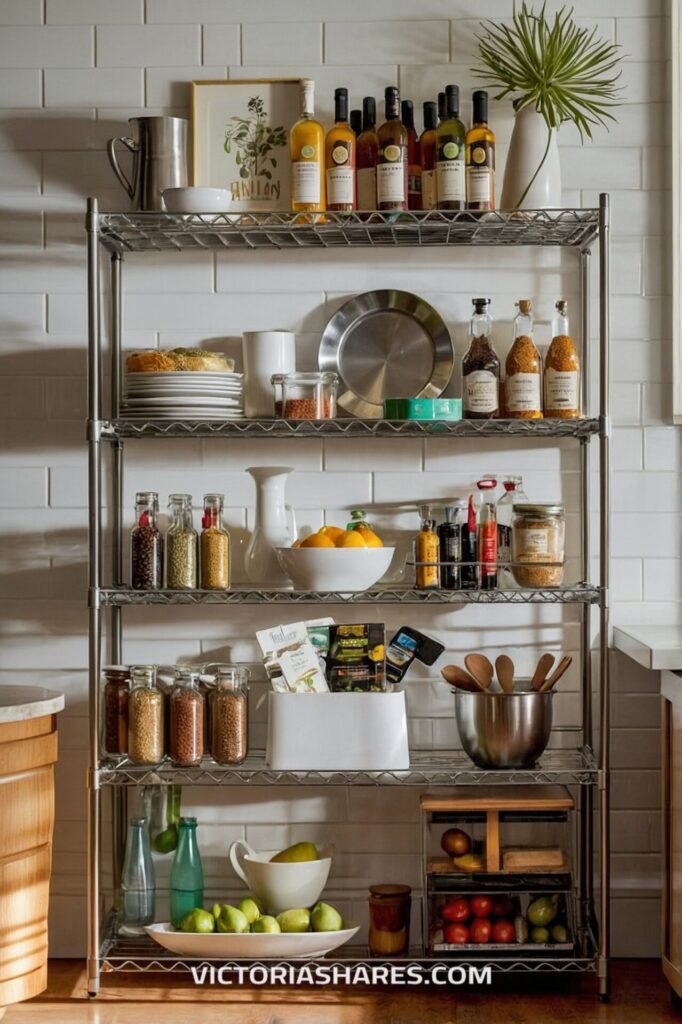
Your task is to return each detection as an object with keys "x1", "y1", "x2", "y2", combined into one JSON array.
[
  {"x1": 0, "y1": 686, "x2": 65, "y2": 723},
  {"x1": 613, "y1": 625, "x2": 682, "y2": 672}
]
